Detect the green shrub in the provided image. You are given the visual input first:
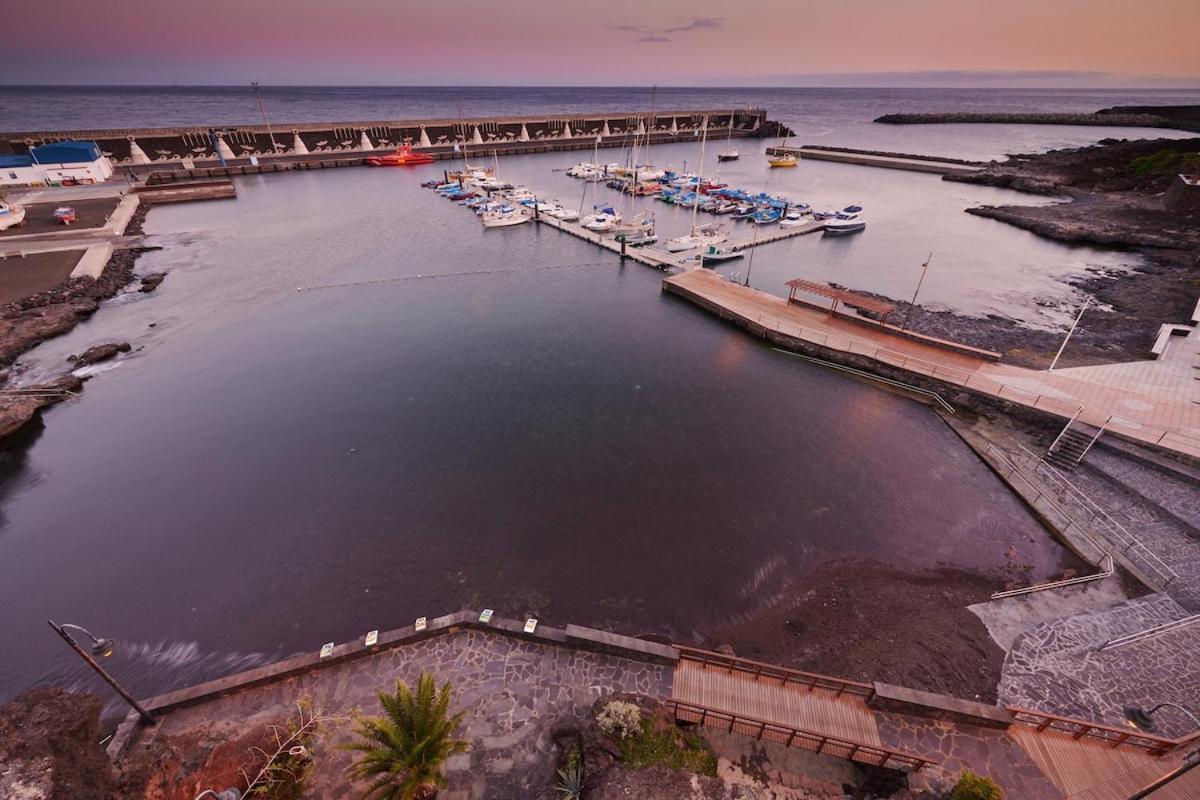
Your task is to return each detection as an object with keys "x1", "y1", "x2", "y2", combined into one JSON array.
[
  {"x1": 596, "y1": 701, "x2": 642, "y2": 740},
  {"x1": 616, "y1": 716, "x2": 717, "y2": 776},
  {"x1": 951, "y1": 770, "x2": 1004, "y2": 800},
  {"x1": 1130, "y1": 149, "x2": 1188, "y2": 175}
]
